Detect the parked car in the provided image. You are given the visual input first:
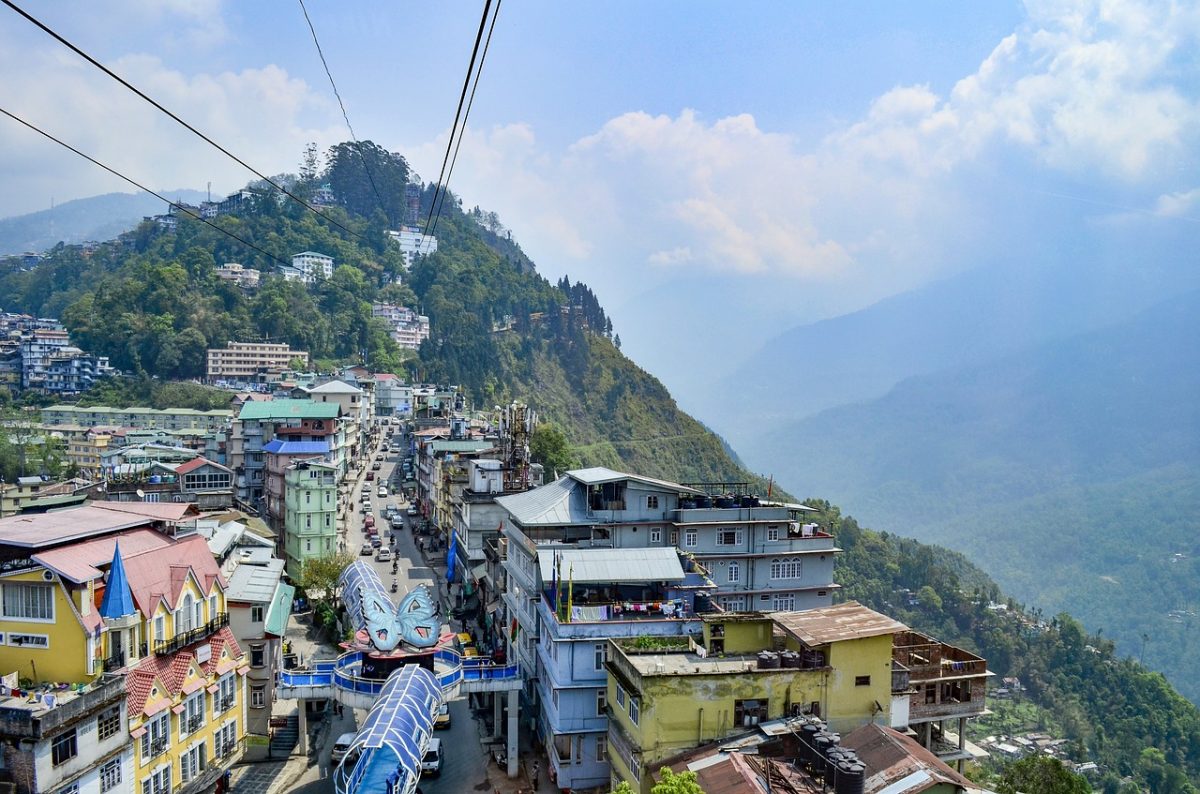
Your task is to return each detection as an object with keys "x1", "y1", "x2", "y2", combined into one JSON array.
[
  {"x1": 434, "y1": 703, "x2": 451, "y2": 729},
  {"x1": 421, "y1": 738, "x2": 442, "y2": 776},
  {"x1": 331, "y1": 732, "x2": 355, "y2": 764},
  {"x1": 360, "y1": 543, "x2": 373, "y2": 556},
  {"x1": 376, "y1": 548, "x2": 393, "y2": 562}
]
